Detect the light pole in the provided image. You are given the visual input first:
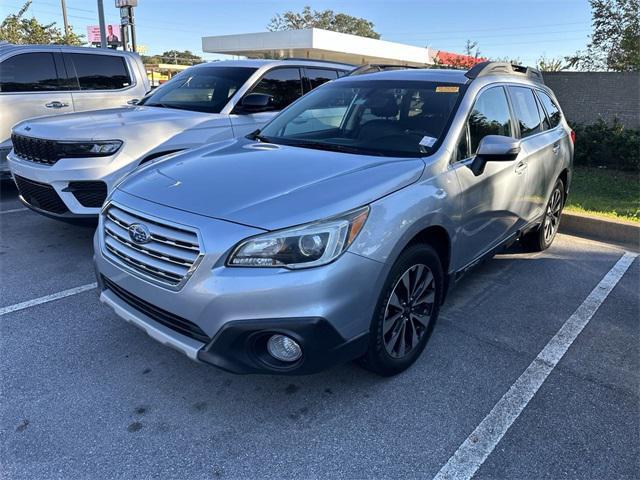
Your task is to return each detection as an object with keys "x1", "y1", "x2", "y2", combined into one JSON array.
[
  {"x1": 60, "y1": 0, "x2": 69, "y2": 39},
  {"x1": 97, "y1": 0, "x2": 107, "y2": 48}
]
